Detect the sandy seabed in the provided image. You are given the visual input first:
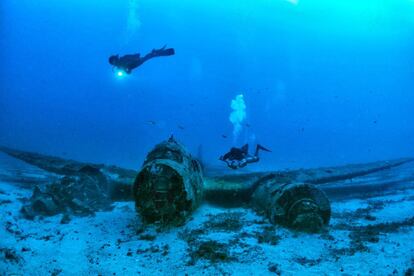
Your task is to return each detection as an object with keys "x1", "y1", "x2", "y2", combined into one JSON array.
[{"x1": 1, "y1": 156, "x2": 414, "y2": 275}]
